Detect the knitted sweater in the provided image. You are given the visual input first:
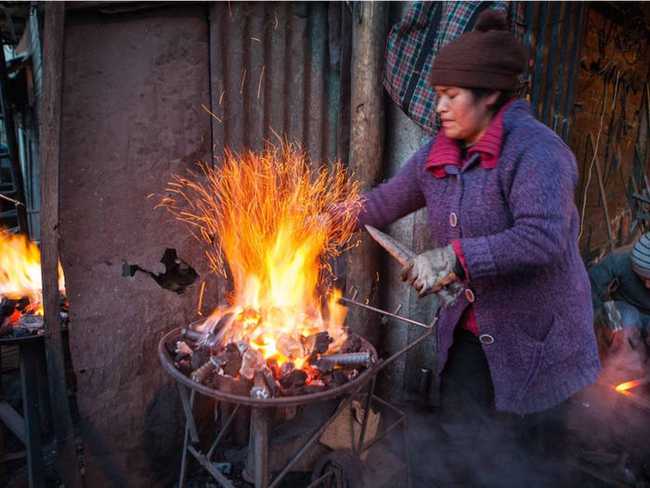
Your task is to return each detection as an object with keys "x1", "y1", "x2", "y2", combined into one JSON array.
[{"x1": 359, "y1": 100, "x2": 600, "y2": 414}]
